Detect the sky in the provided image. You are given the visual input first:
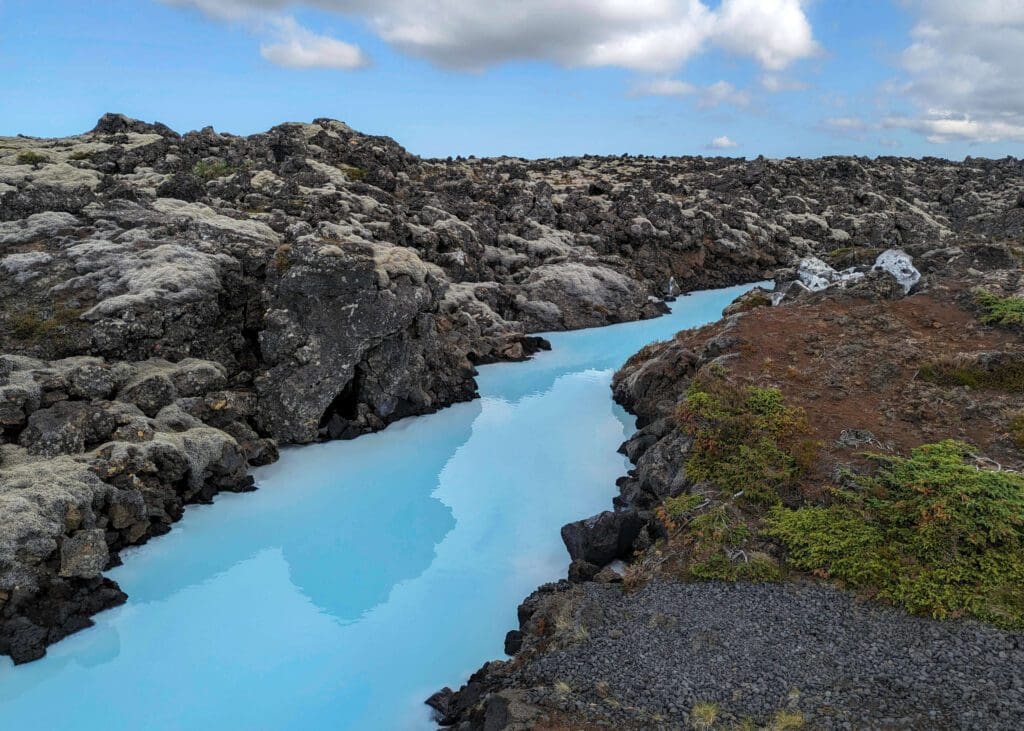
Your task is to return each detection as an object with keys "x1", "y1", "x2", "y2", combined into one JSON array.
[{"x1": 2, "y1": 0, "x2": 1023, "y2": 159}]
